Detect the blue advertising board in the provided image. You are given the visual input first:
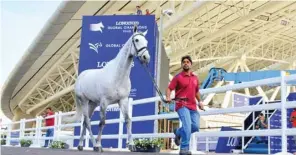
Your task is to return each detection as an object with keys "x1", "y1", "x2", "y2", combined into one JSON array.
[
  {"x1": 75, "y1": 15, "x2": 158, "y2": 148},
  {"x1": 10, "y1": 132, "x2": 19, "y2": 146},
  {"x1": 233, "y1": 93, "x2": 250, "y2": 107},
  {"x1": 270, "y1": 92, "x2": 296, "y2": 154},
  {"x1": 215, "y1": 126, "x2": 241, "y2": 153},
  {"x1": 232, "y1": 93, "x2": 262, "y2": 107}
]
